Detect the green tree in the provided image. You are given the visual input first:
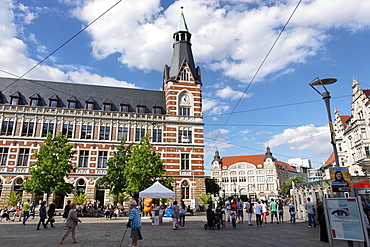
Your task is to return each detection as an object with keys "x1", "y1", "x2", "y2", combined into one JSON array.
[
  {"x1": 98, "y1": 134, "x2": 173, "y2": 198},
  {"x1": 97, "y1": 139, "x2": 133, "y2": 198},
  {"x1": 205, "y1": 177, "x2": 221, "y2": 196},
  {"x1": 4, "y1": 191, "x2": 22, "y2": 206},
  {"x1": 112, "y1": 192, "x2": 130, "y2": 206},
  {"x1": 280, "y1": 176, "x2": 306, "y2": 197},
  {"x1": 22, "y1": 133, "x2": 76, "y2": 202},
  {"x1": 124, "y1": 134, "x2": 168, "y2": 195}
]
